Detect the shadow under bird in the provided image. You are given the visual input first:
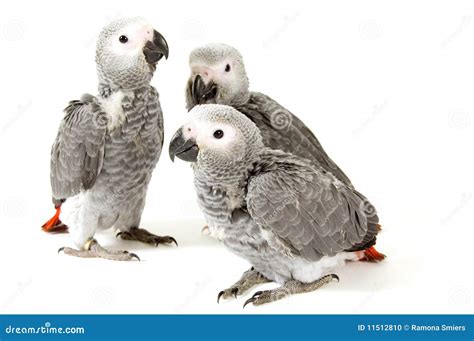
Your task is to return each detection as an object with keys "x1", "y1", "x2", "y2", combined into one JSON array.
[
  {"x1": 41, "y1": 17, "x2": 176, "y2": 261},
  {"x1": 170, "y1": 104, "x2": 385, "y2": 307}
]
